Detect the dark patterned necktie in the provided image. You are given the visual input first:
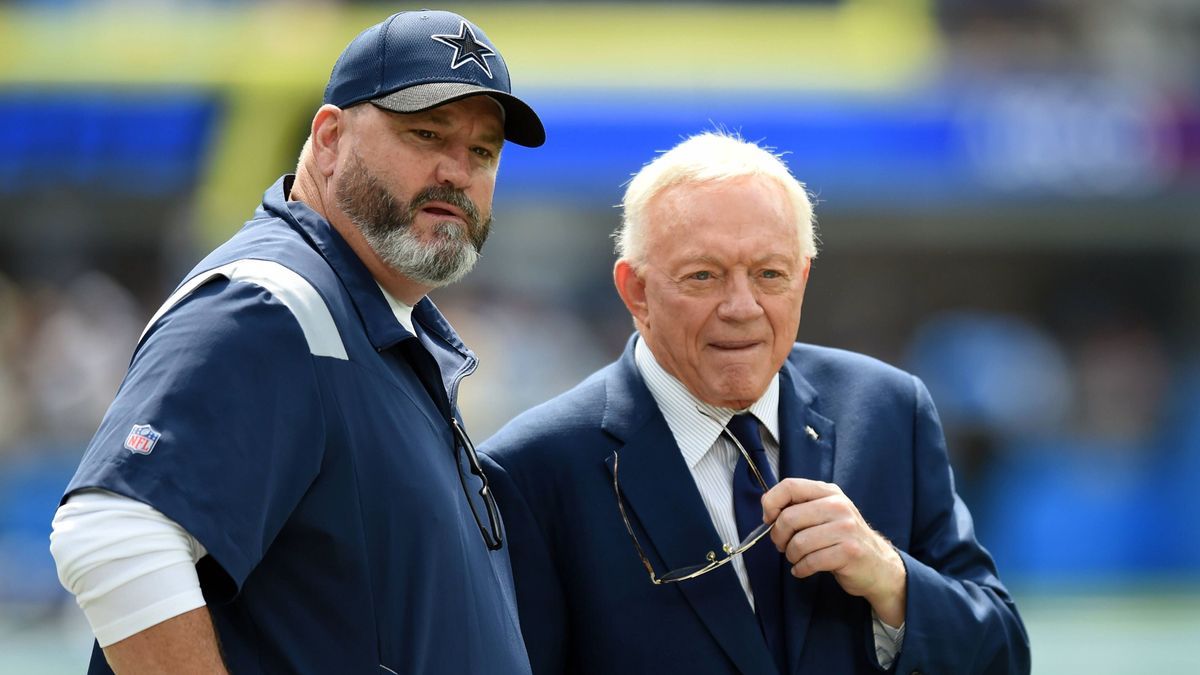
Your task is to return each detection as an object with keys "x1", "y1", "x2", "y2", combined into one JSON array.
[{"x1": 728, "y1": 413, "x2": 786, "y2": 673}]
